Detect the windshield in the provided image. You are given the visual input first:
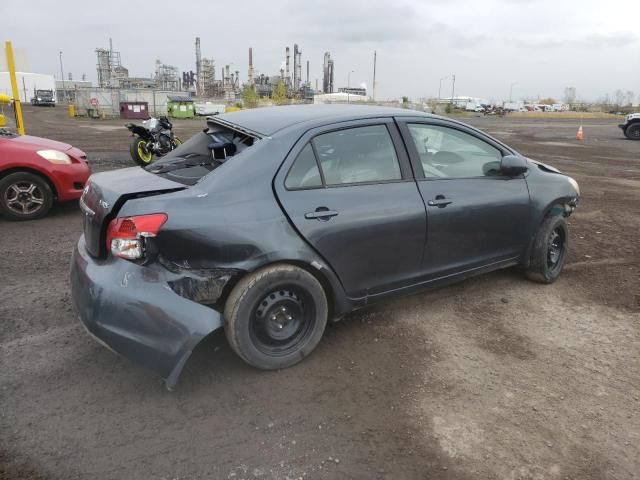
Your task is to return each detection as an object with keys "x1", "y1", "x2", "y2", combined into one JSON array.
[
  {"x1": 145, "y1": 125, "x2": 257, "y2": 185},
  {"x1": 36, "y1": 90, "x2": 52, "y2": 96}
]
